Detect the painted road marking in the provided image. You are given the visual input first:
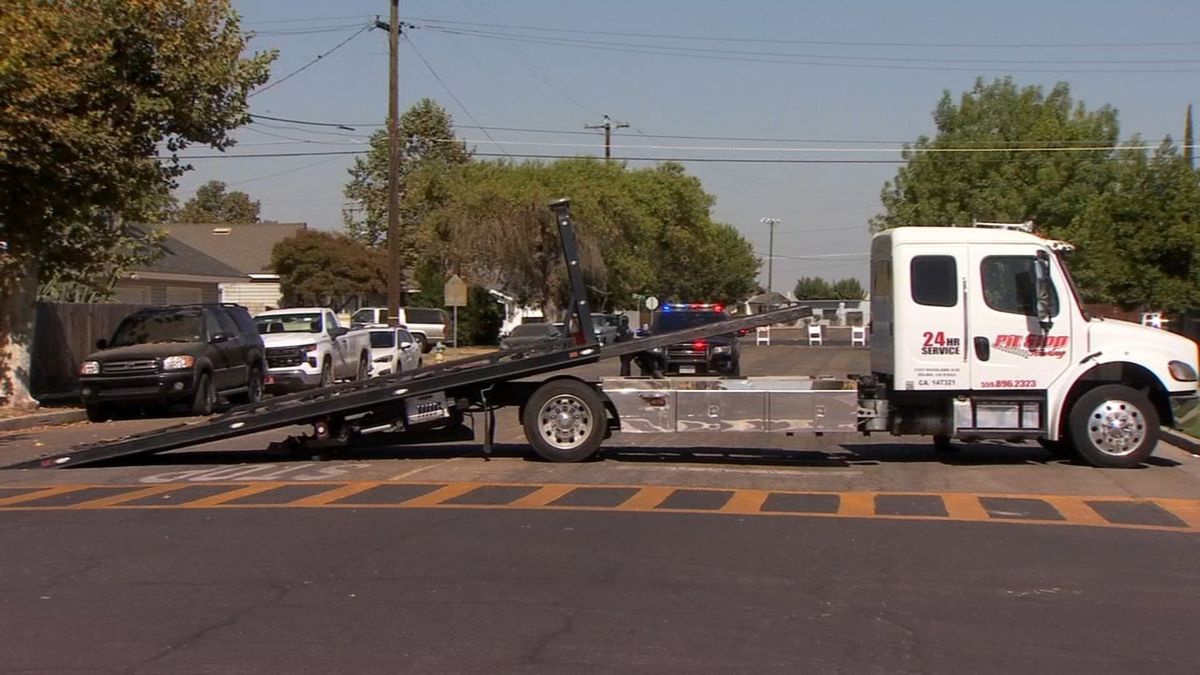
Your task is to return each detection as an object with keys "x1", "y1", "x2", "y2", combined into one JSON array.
[{"x1": 0, "y1": 481, "x2": 1197, "y2": 534}]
